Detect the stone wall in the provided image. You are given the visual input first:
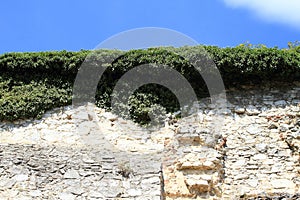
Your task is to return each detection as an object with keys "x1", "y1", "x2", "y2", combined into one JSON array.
[
  {"x1": 161, "y1": 85, "x2": 300, "y2": 199},
  {"x1": 0, "y1": 144, "x2": 162, "y2": 200},
  {"x1": 1, "y1": 85, "x2": 300, "y2": 199}
]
